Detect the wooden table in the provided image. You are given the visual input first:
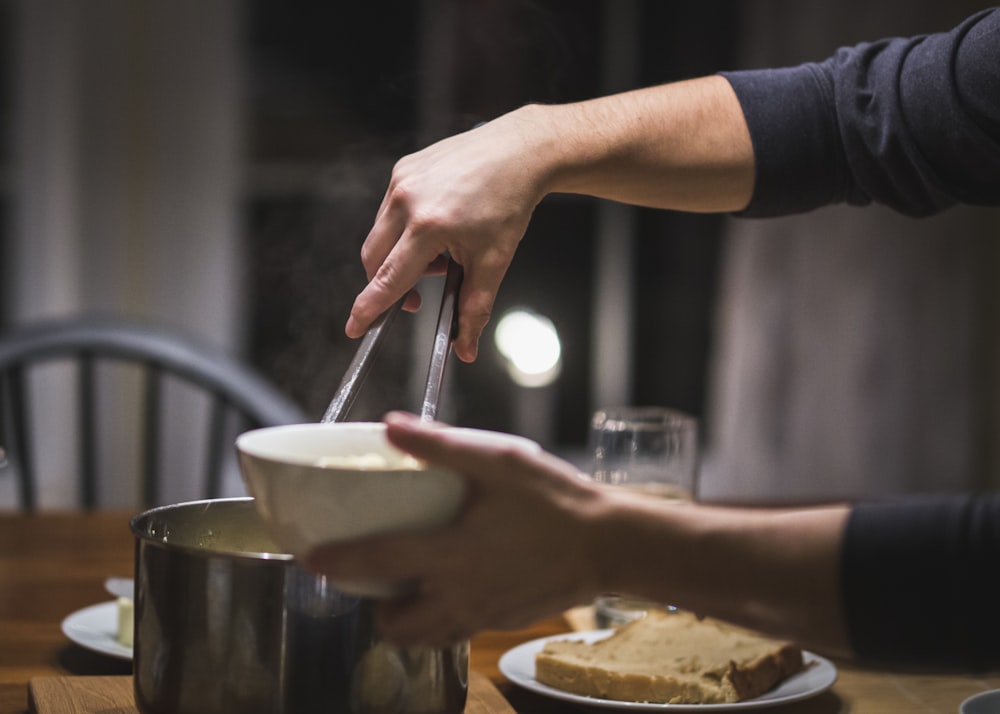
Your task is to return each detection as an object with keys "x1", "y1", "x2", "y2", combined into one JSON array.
[{"x1": 1, "y1": 511, "x2": 998, "y2": 713}]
